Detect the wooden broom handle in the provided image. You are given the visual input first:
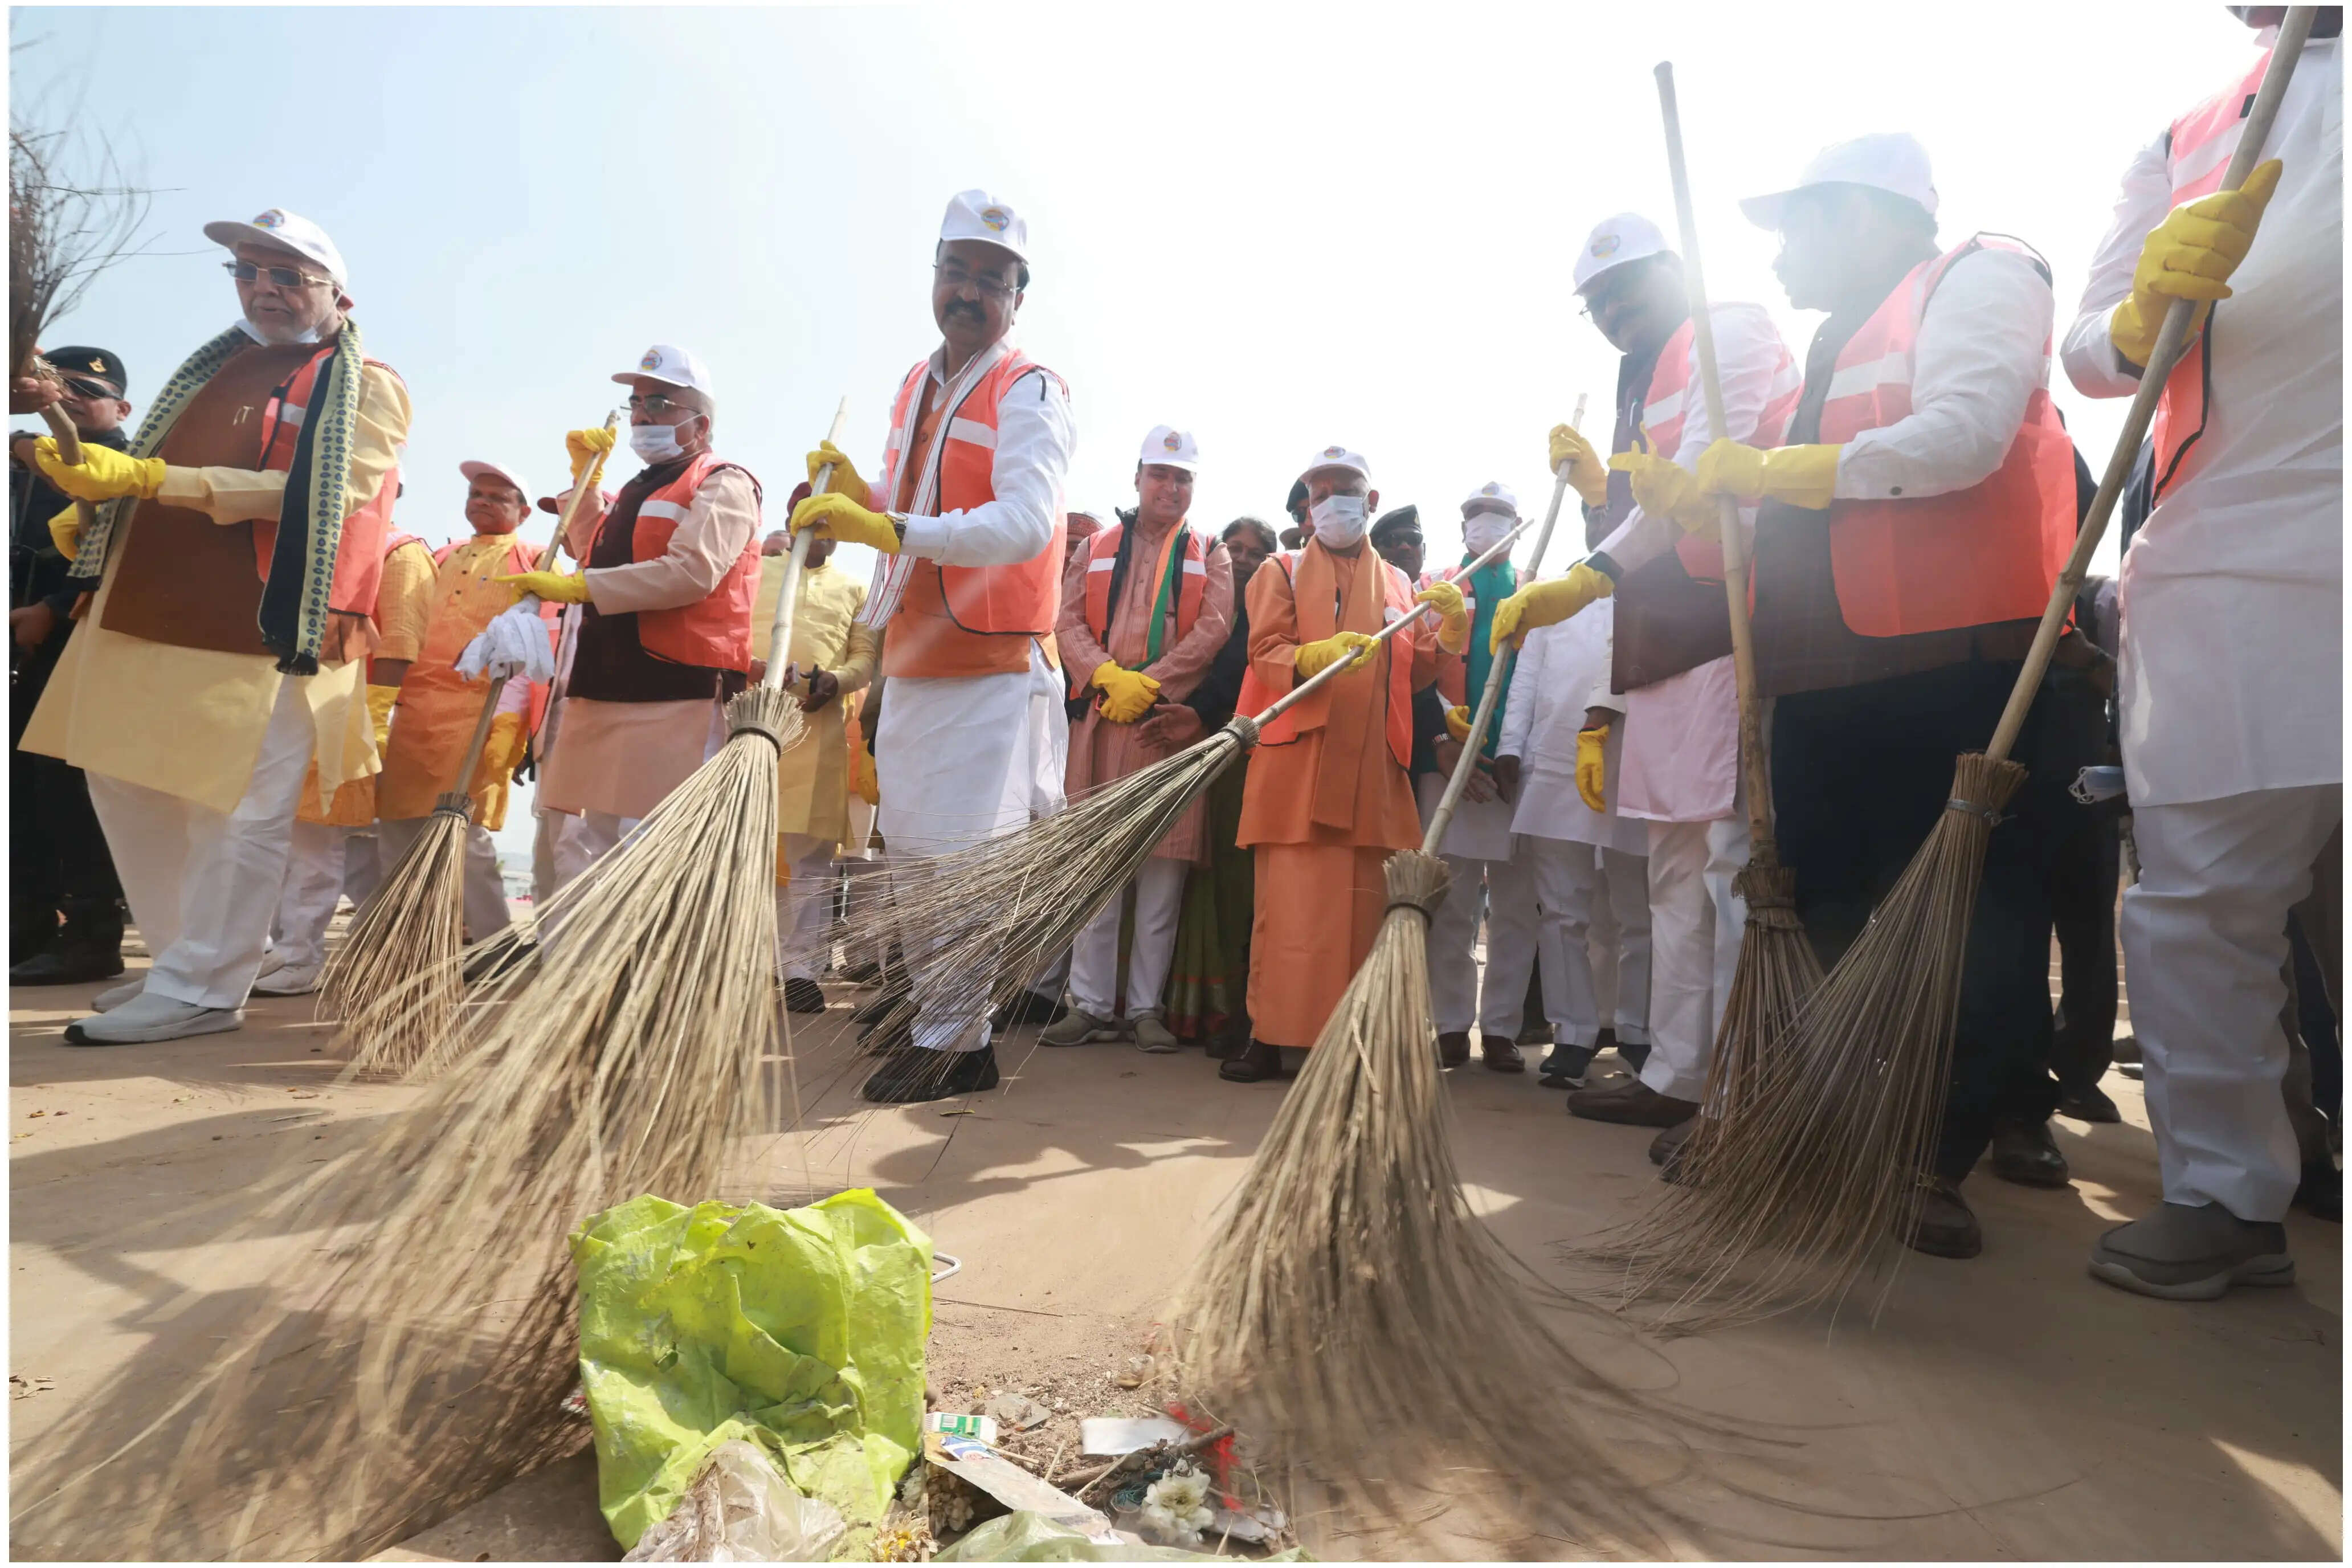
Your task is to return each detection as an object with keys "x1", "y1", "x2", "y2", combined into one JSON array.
[
  {"x1": 1655, "y1": 61, "x2": 1774, "y2": 854},
  {"x1": 763, "y1": 396, "x2": 851, "y2": 693},
  {"x1": 30, "y1": 368, "x2": 101, "y2": 550},
  {"x1": 1983, "y1": 6, "x2": 2314, "y2": 763}
]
